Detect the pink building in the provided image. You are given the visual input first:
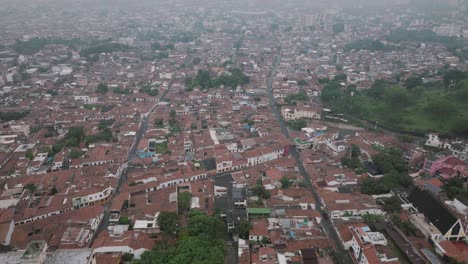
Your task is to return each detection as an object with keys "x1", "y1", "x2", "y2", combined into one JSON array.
[{"x1": 425, "y1": 156, "x2": 466, "y2": 178}]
